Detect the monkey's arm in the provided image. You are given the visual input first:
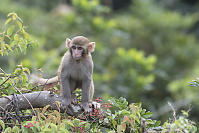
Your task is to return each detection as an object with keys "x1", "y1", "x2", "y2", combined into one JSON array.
[
  {"x1": 60, "y1": 70, "x2": 72, "y2": 105},
  {"x1": 30, "y1": 75, "x2": 58, "y2": 85}
]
